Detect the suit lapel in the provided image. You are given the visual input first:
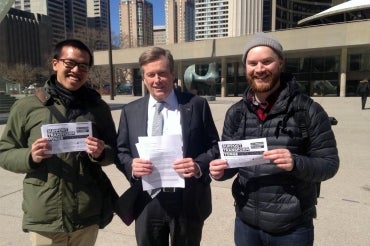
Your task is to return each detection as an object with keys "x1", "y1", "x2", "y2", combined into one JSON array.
[
  {"x1": 177, "y1": 94, "x2": 192, "y2": 156},
  {"x1": 134, "y1": 96, "x2": 149, "y2": 137}
]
